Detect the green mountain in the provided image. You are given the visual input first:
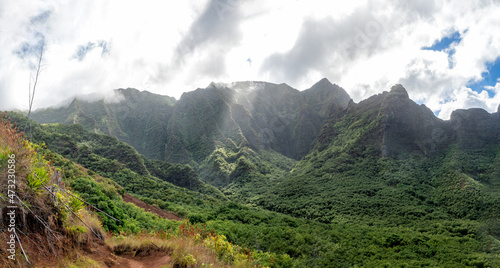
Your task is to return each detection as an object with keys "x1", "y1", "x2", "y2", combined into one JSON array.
[
  {"x1": 254, "y1": 85, "x2": 500, "y2": 225},
  {"x1": 32, "y1": 79, "x2": 351, "y2": 187},
  {"x1": 31, "y1": 88, "x2": 176, "y2": 160},
  {"x1": 23, "y1": 81, "x2": 500, "y2": 267}
]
